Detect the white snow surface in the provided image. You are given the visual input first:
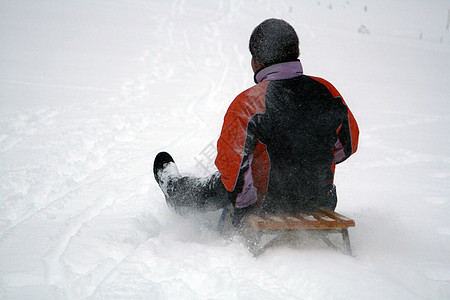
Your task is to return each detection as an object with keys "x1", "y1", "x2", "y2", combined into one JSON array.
[{"x1": 1, "y1": 0, "x2": 449, "y2": 299}]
